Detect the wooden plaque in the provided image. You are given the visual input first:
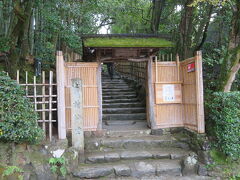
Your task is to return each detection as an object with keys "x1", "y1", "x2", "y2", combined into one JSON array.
[{"x1": 155, "y1": 83, "x2": 182, "y2": 104}]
